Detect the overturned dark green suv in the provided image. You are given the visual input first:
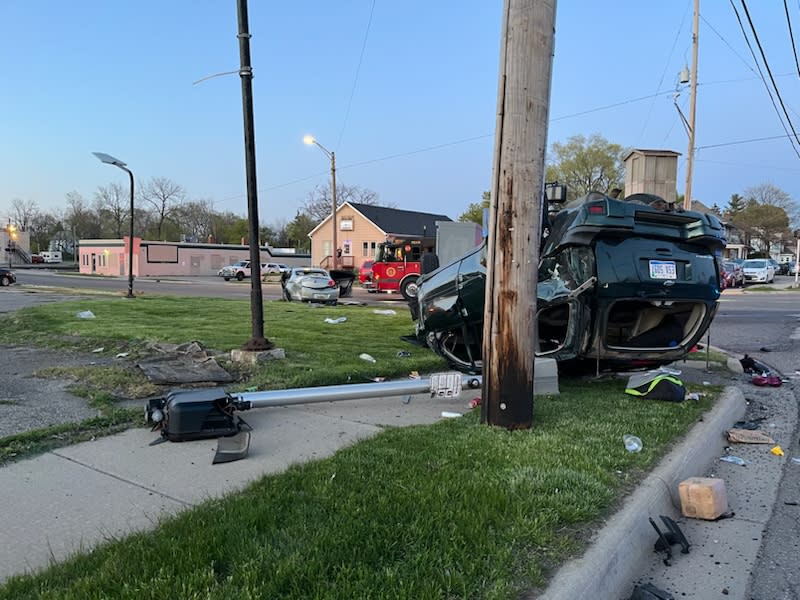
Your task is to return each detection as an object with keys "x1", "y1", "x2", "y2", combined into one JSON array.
[{"x1": 408, "y1": 193, "x2": 726, "y2": 373}]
